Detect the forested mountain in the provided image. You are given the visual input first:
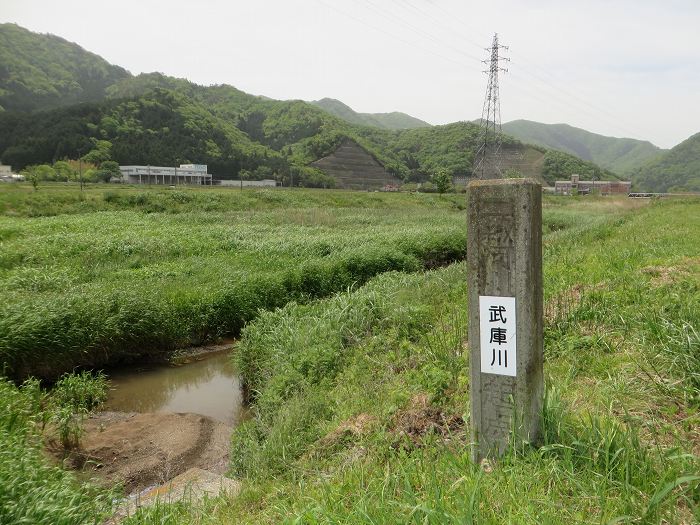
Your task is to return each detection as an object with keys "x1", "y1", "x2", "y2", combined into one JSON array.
[
  {"x1": 0, "y1": 89, "x2": 288, "y2": 178},
  {"x1": 630, "y1": 132, "x2": 700, "y2": 192},
  {"x1": 0, "y1": 24, "x2": 618, "y2": 187},
  {"x1": 502, "y1": 119, "x2": 664, "y2": 174},
  {"x1": 0, "y1": 23, "x2": 130, "y2": 112},
  {"x1": 310, "y1": 98, "x2": 430, "y2": 130}
]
